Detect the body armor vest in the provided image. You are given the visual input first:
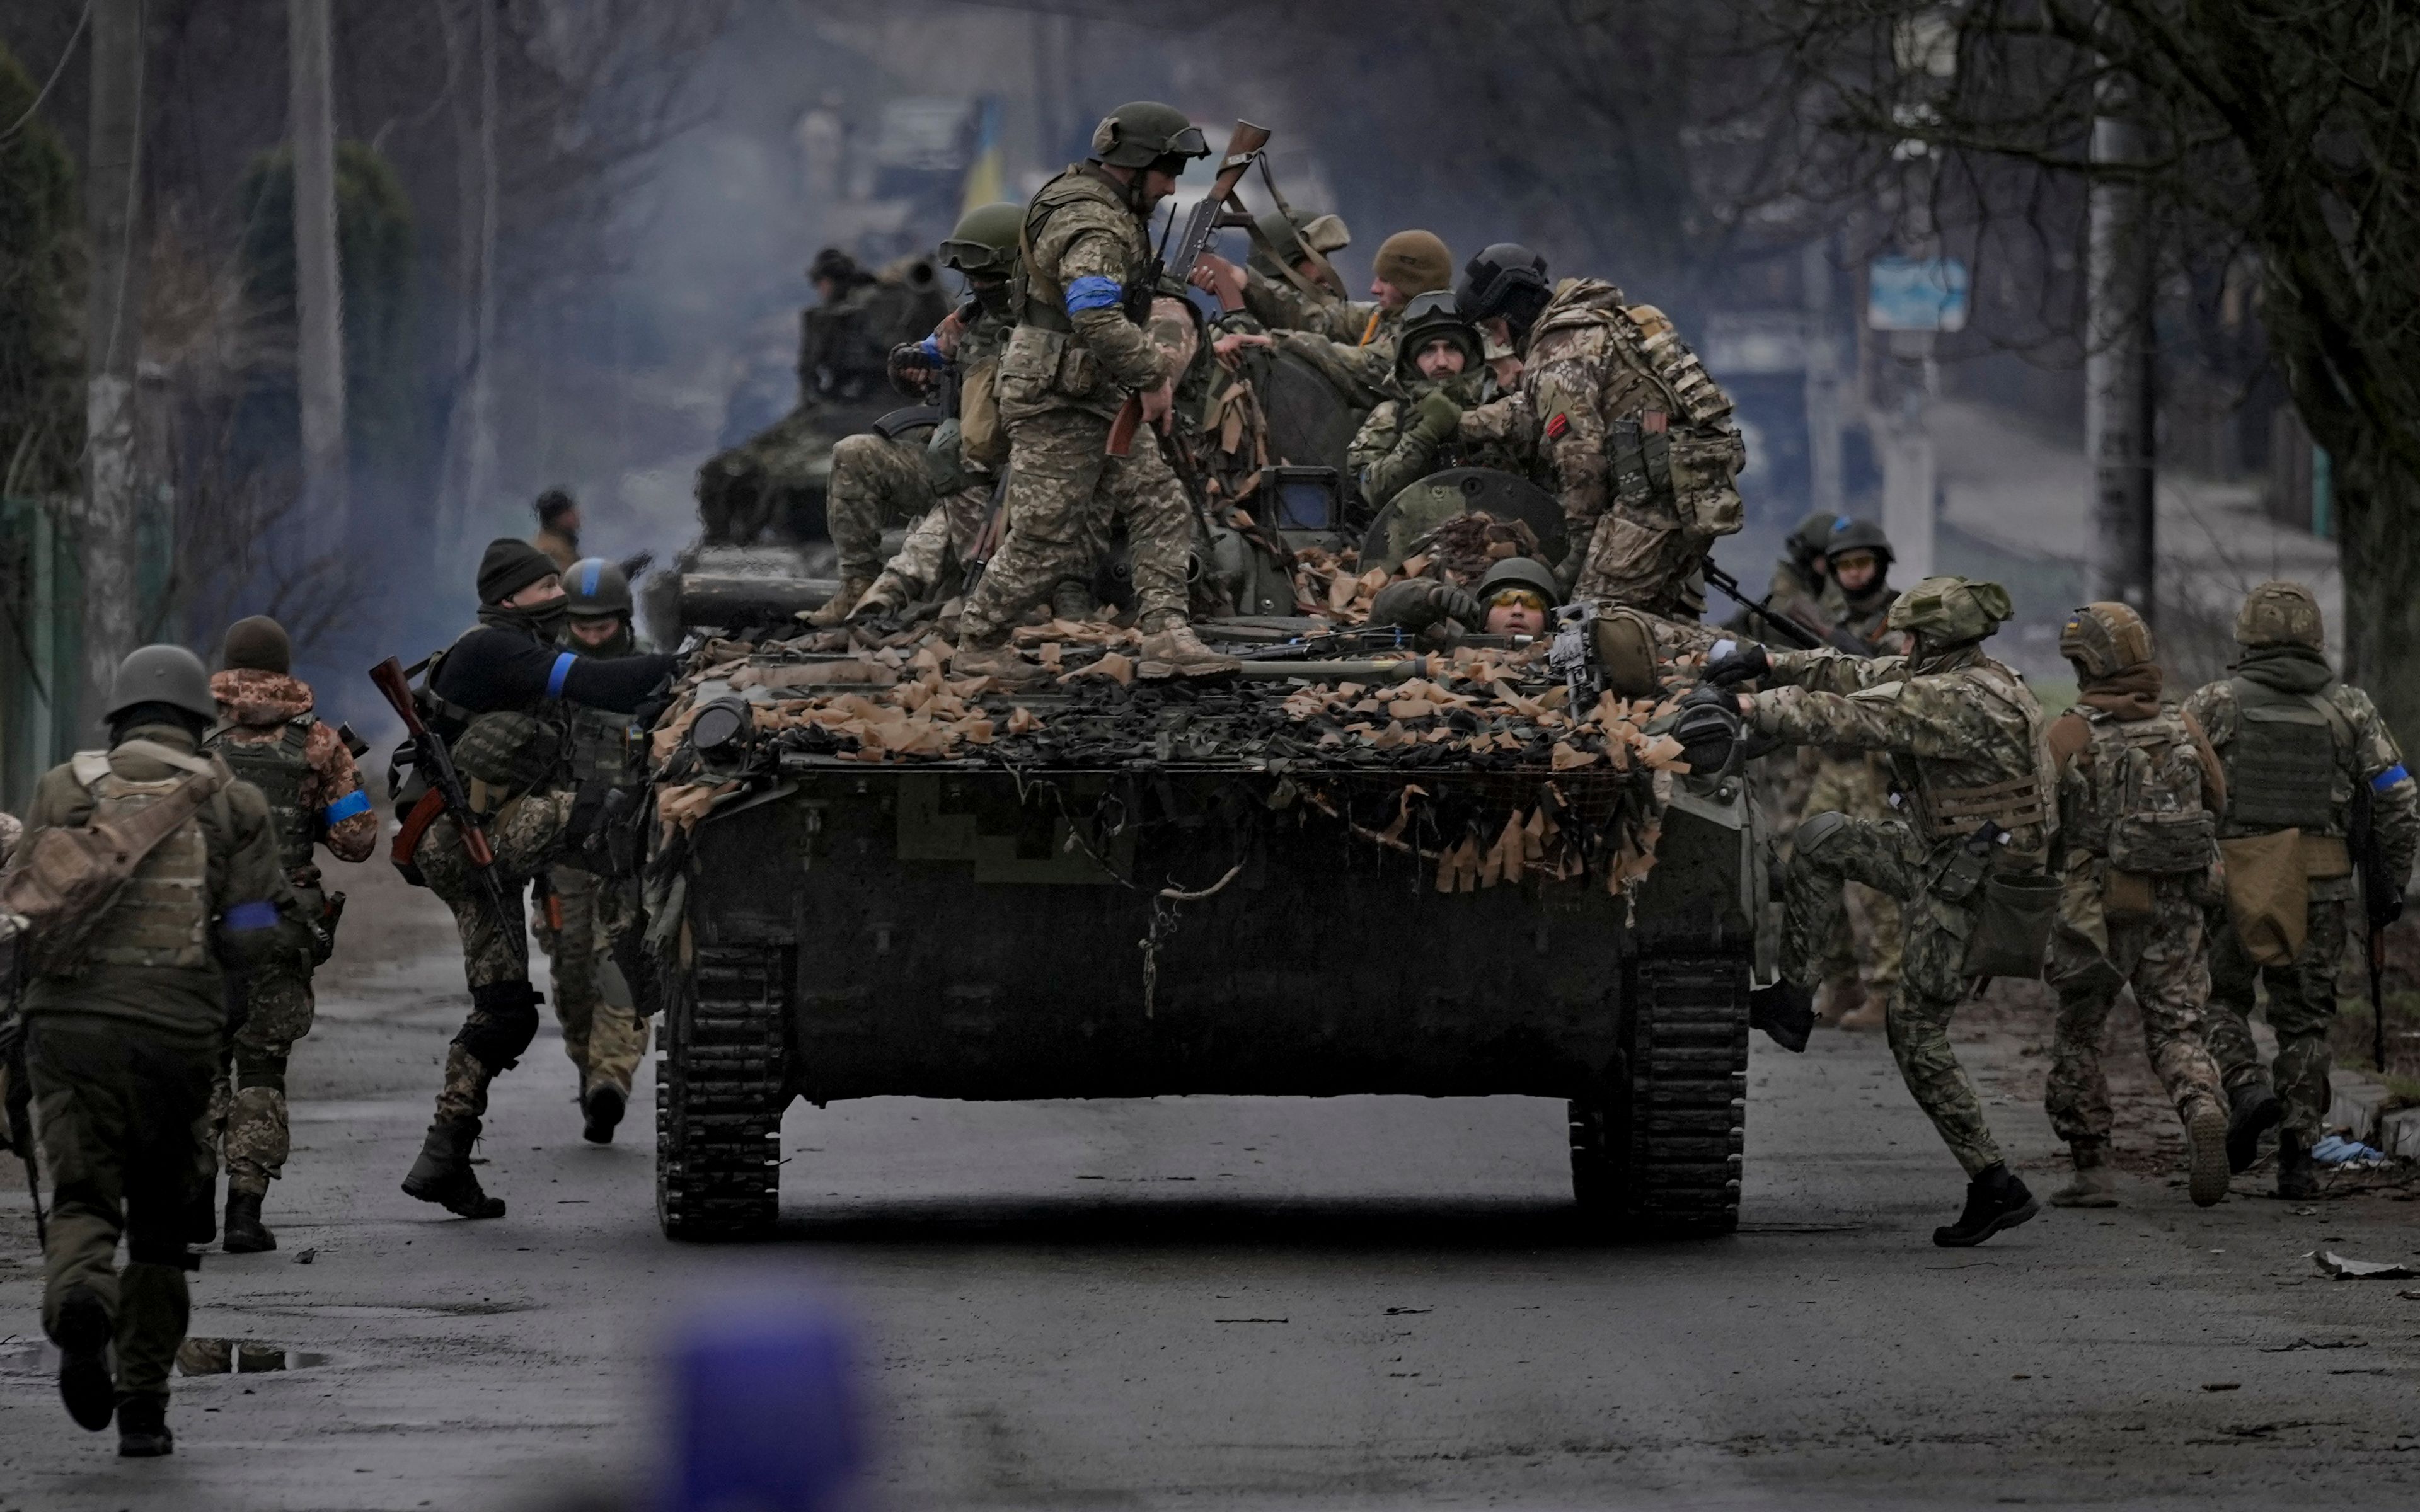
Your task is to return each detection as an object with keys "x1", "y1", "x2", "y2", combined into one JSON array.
[
  {"x1": 2068, "y1": 704, "x2": 2217, "y2": 872},
  {"x1": 70, "y1": 752, "x2": 214, "y2": 970},
  {"x1": 417, "y1": 629, "x2": 571, "y2": 818},
  {"x1": 1015, "y1": 165, "x2": 1146, "y2": 337},
  {"x1": 209, "y1": 717, "x2": 316, "y2": 876},
  {"x1": 2221, "y1": 675, "x2": 2346, "y2": 836},
  {"x1": 564, "y1": 649, "x2": 642, "y2": 786},
  {"x1": 1897, "y1": 660, "x2": 2054, "y2": 854}
]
